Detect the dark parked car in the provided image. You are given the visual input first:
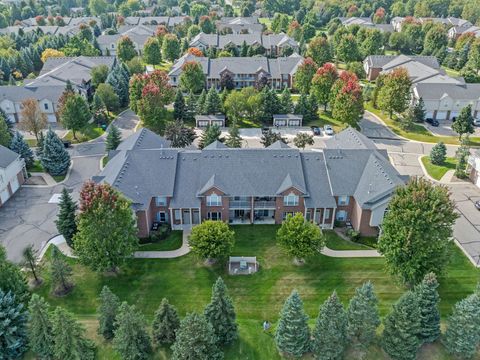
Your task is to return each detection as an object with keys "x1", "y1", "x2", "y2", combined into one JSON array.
[
  {"x1": 311, "y1": 126, "x2": 321, "y2": 136},
  {"x1": 426, "y1": 118, "x2": 439, "y2": 127},
  {"x1": 62, "y1": 141, "x2": 71, "y2": 148},
  {"x1": 261, "y1": 127, "x2": 270, "y2": 135},
  {"x1": 475, "y1": 200, "x2": 480, "y2": 210}
]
